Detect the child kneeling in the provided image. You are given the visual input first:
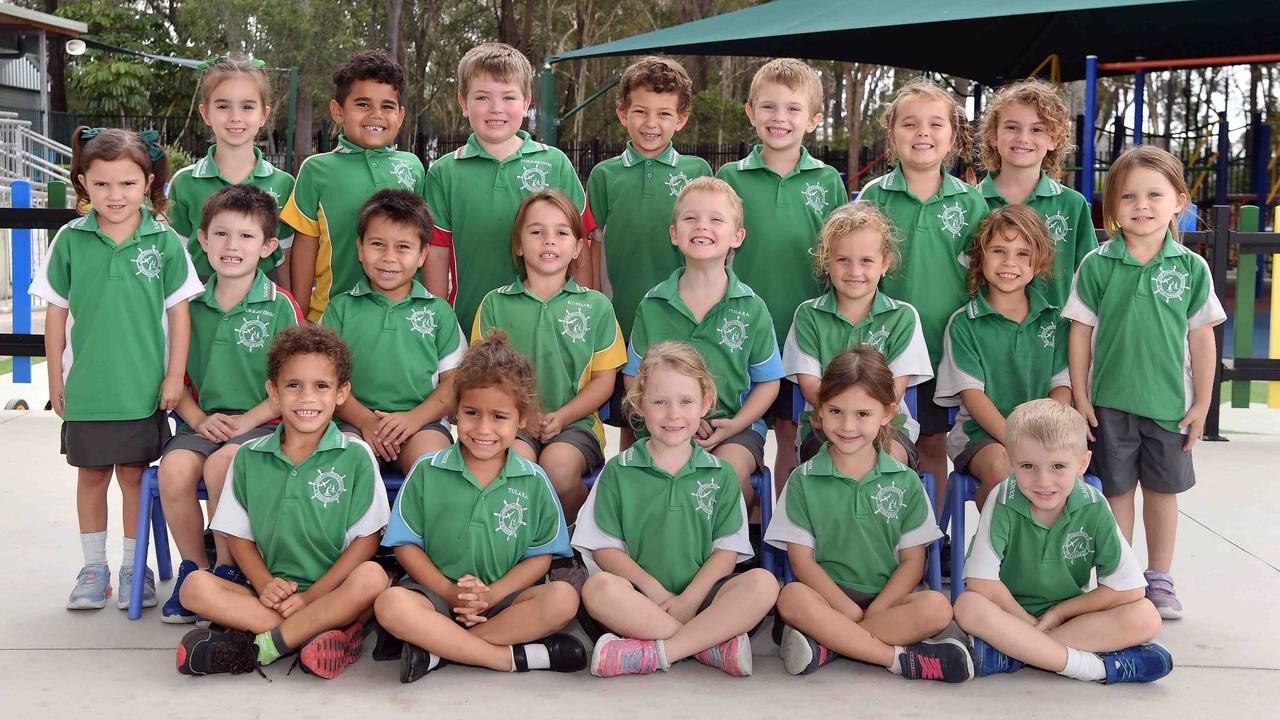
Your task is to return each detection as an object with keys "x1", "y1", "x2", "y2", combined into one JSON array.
[{"x1": 767, "y1": 348, "x2": 971, "y2": 682}]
